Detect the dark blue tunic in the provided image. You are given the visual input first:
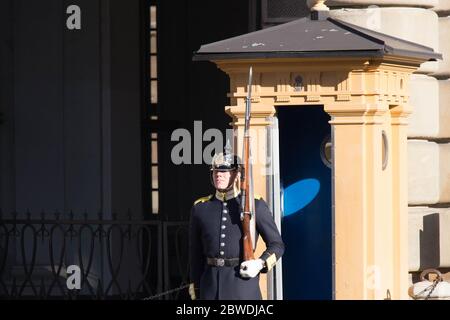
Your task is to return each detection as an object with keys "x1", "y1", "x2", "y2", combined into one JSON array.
[{"x1": 189, "y1": 194, "x2": 284, "y2": 300}]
